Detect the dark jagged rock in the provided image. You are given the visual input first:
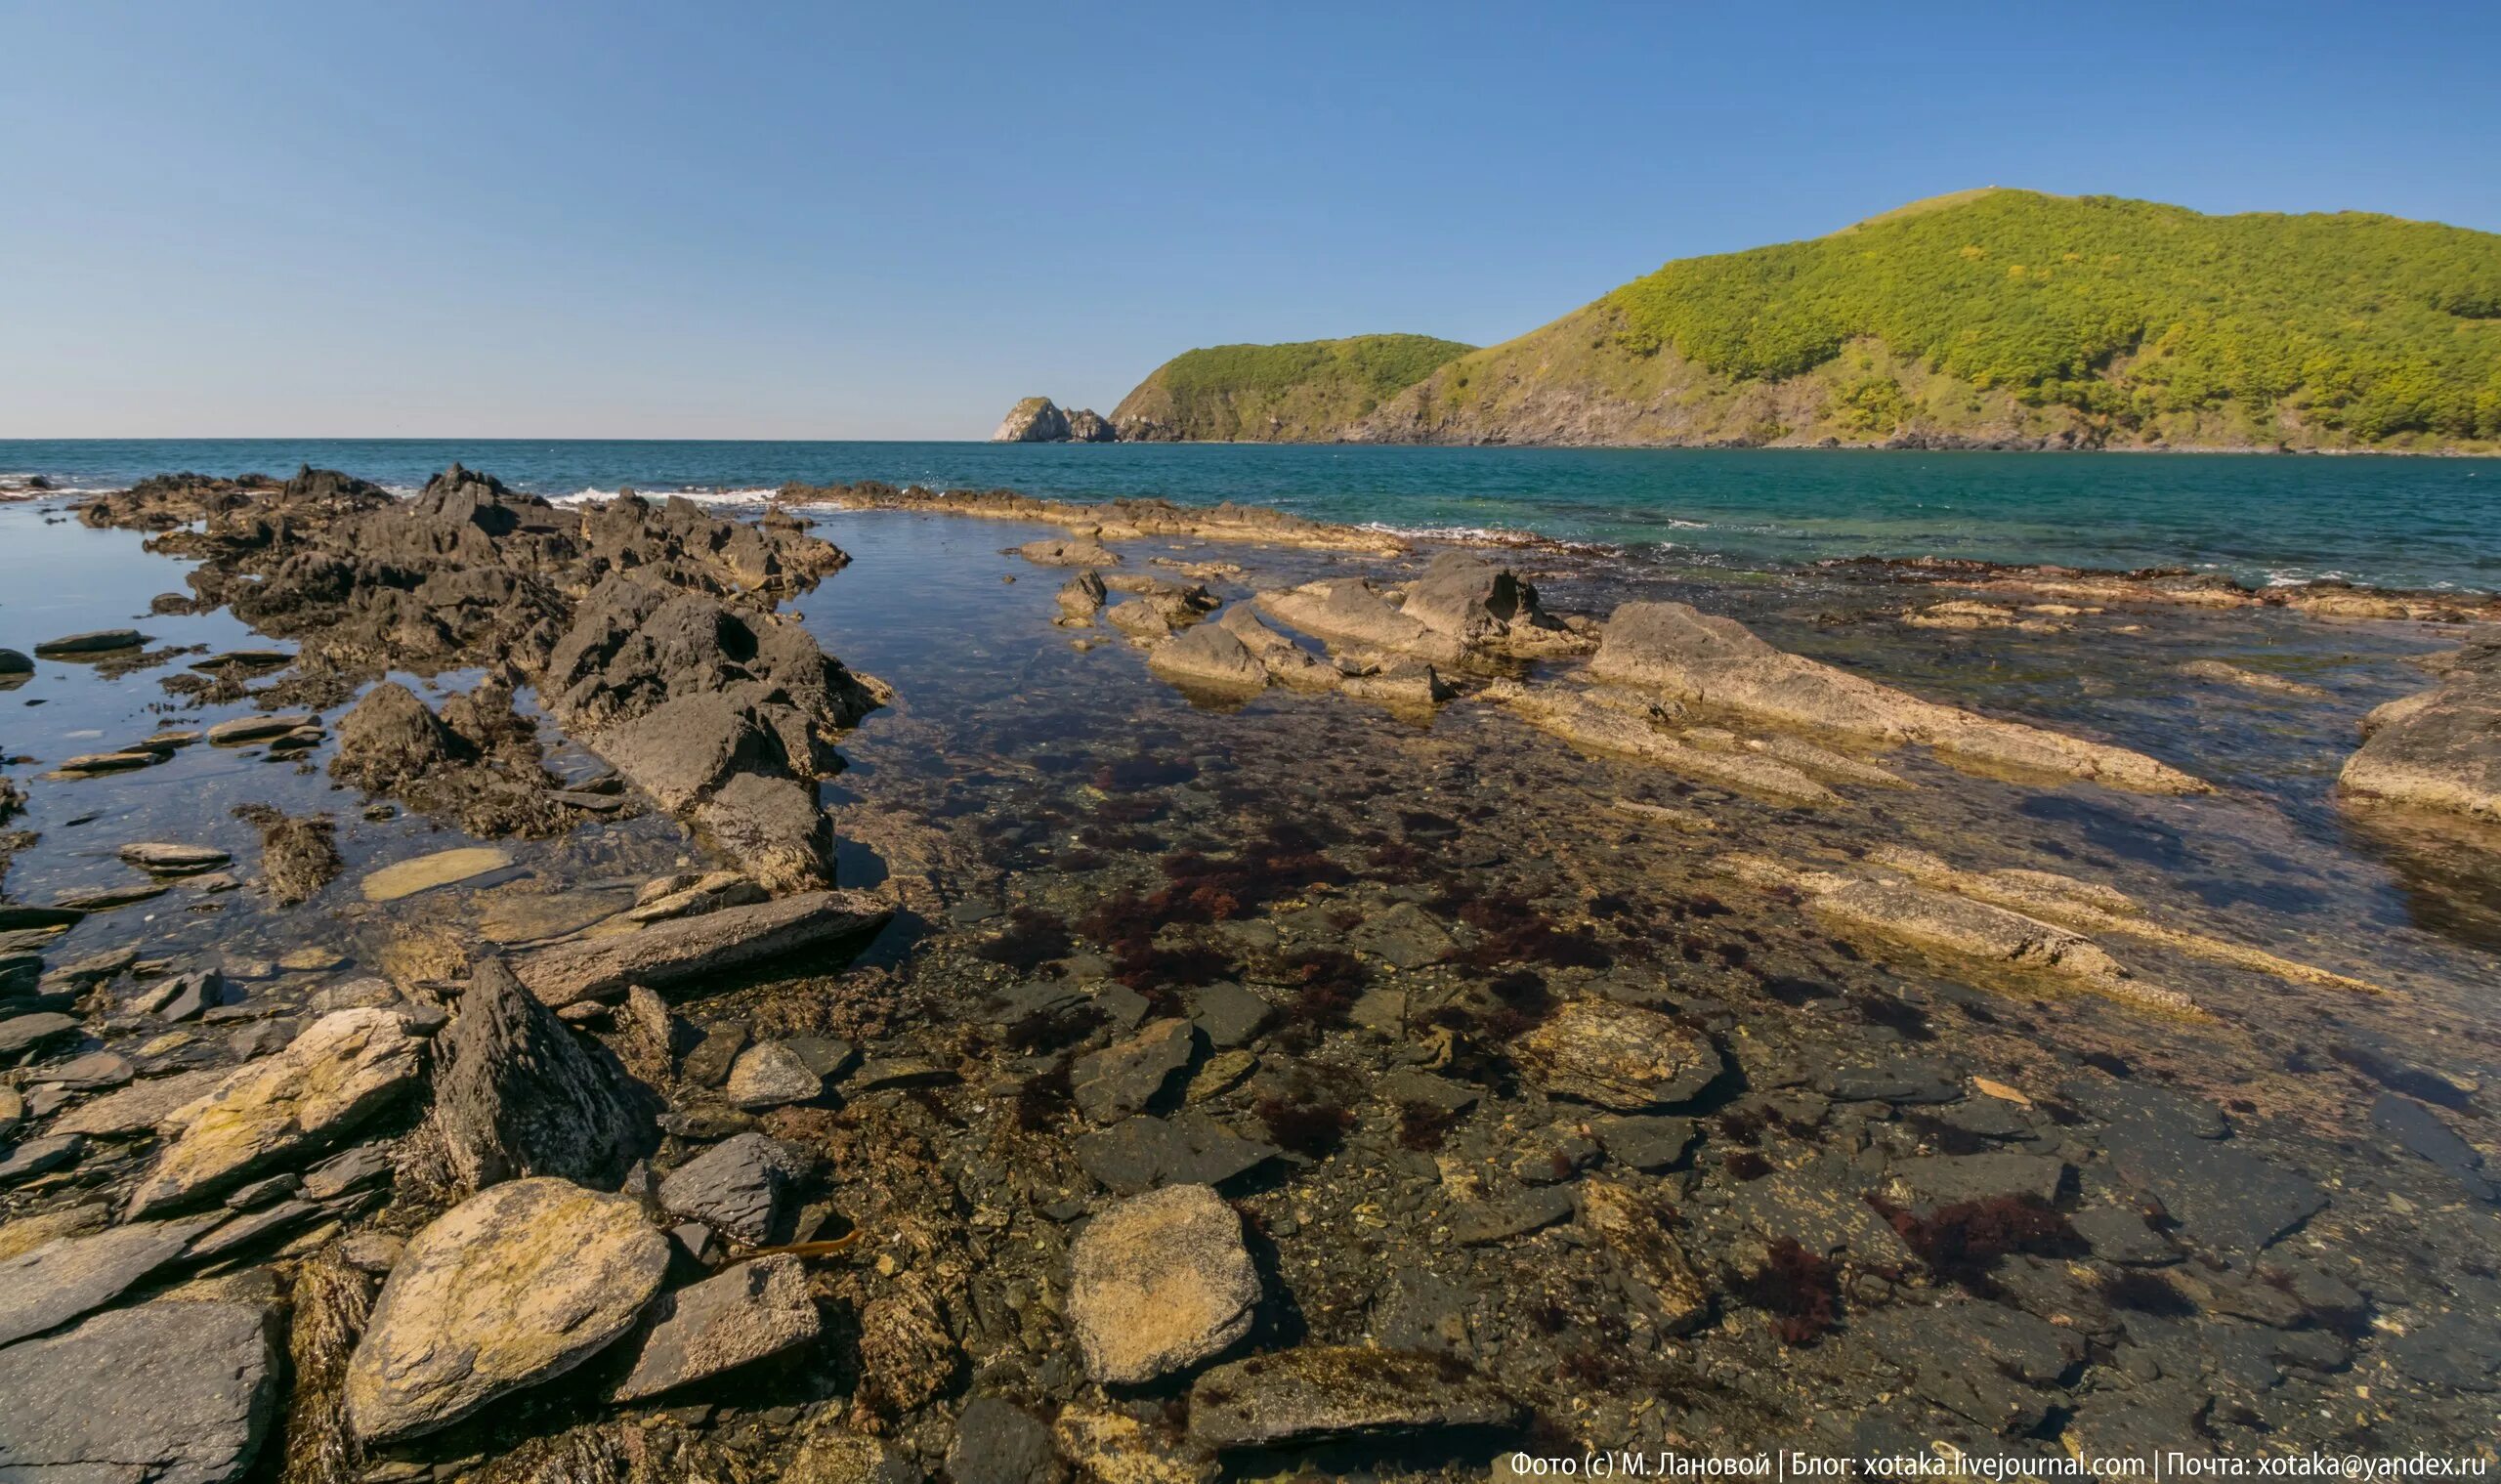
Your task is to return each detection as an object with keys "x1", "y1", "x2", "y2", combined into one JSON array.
[
  {"x1": 659, "y1": 1131, "x2": 807, "y2": 1244},
  {"x1": 432, "y1": 957, "x2": 656, "y2": 1193},
  {"x1": 230, "y1": 803, "x2": 343, "y2": 906}
]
